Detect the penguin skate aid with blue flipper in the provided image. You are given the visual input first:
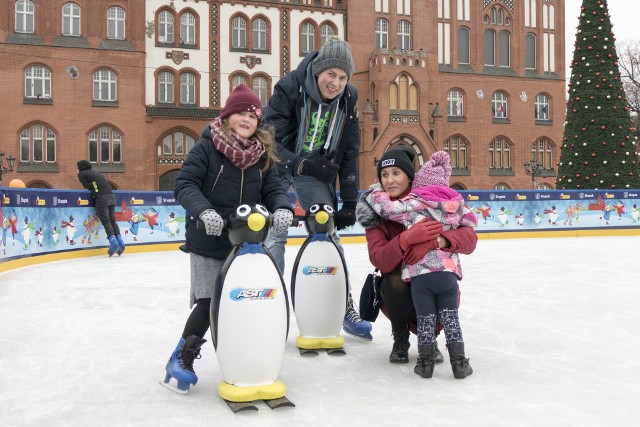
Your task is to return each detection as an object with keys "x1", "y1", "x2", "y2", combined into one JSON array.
[
  {"x1": 209, "y1": 204, "x2": 295, "y2": 412},
  {"x1": 291, "y1": 203, "x2": 363, "y2": 356},
  {"x1": 160, "y1": 204, "x2": 296, "y2": 412}
]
